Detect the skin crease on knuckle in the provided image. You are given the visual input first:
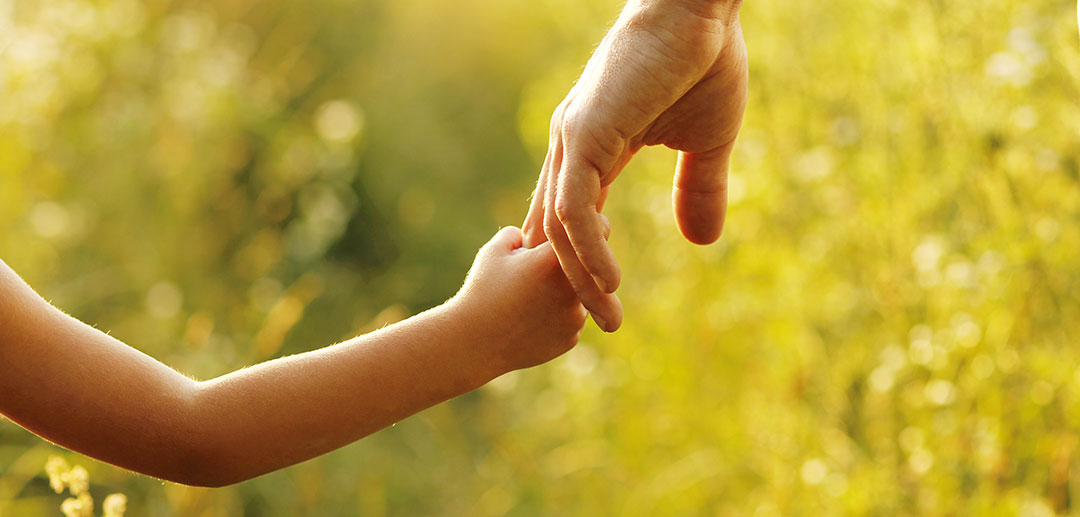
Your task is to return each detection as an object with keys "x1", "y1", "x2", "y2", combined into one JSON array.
[{"x1": 553, "y1": 194, "x2": 579, "y2": 229}]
